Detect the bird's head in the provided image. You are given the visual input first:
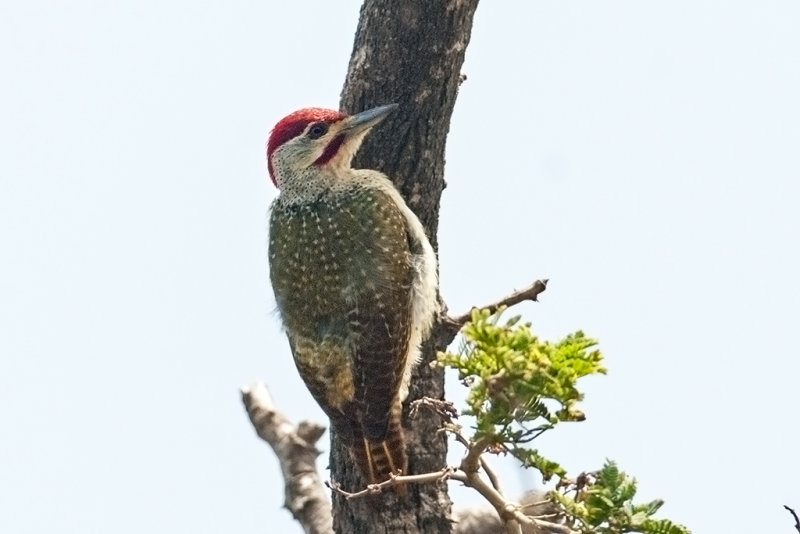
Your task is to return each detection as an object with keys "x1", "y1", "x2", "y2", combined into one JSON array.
[{"x1": 266, "y1": 104, "x2": 397, "y2": 188}]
